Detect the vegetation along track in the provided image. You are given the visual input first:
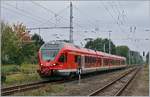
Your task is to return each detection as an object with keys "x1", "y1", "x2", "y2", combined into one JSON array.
[
  {"x1": 88, "y1": 66, "x2": 141, "y2": 96},
  {"x1": 1, "y1": 74, "x2": 86, "y2": 96},
  {"x1": 1, "y1": 79, "x2": 66, "y2": 96}
]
